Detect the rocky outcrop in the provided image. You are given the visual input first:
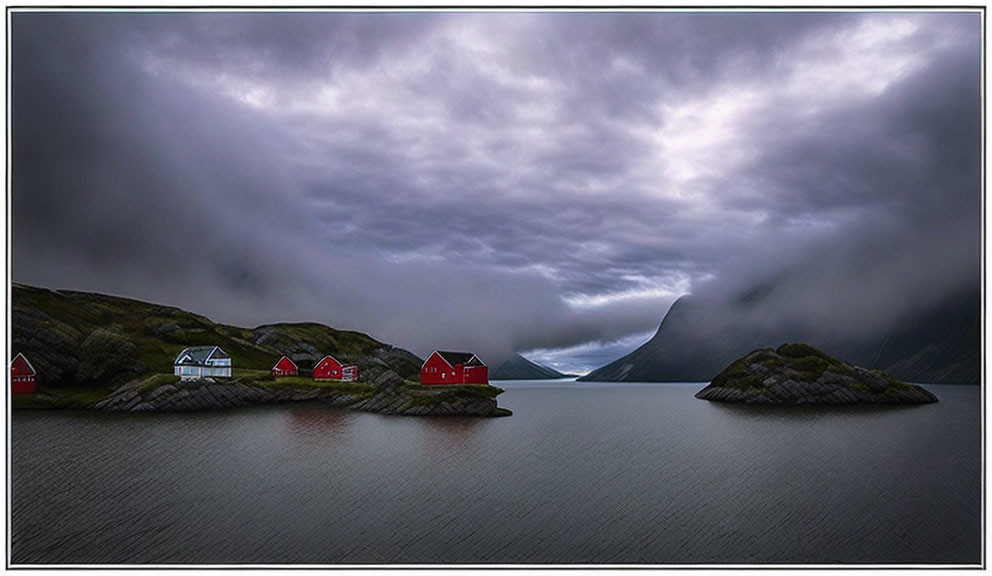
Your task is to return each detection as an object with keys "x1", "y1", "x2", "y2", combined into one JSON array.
[
  {"x1": 91, "y1": 371, "x2": 510, "y2": 416},
  {"x1": 349, "y1": 371, "x2": 510, "y2": 416},
  {"x1": 695, "y1": 343, "x2": 939, "y2": 405},
  {"x1": 92, "y1": 376, "x2": 354, "y2": 412}
]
